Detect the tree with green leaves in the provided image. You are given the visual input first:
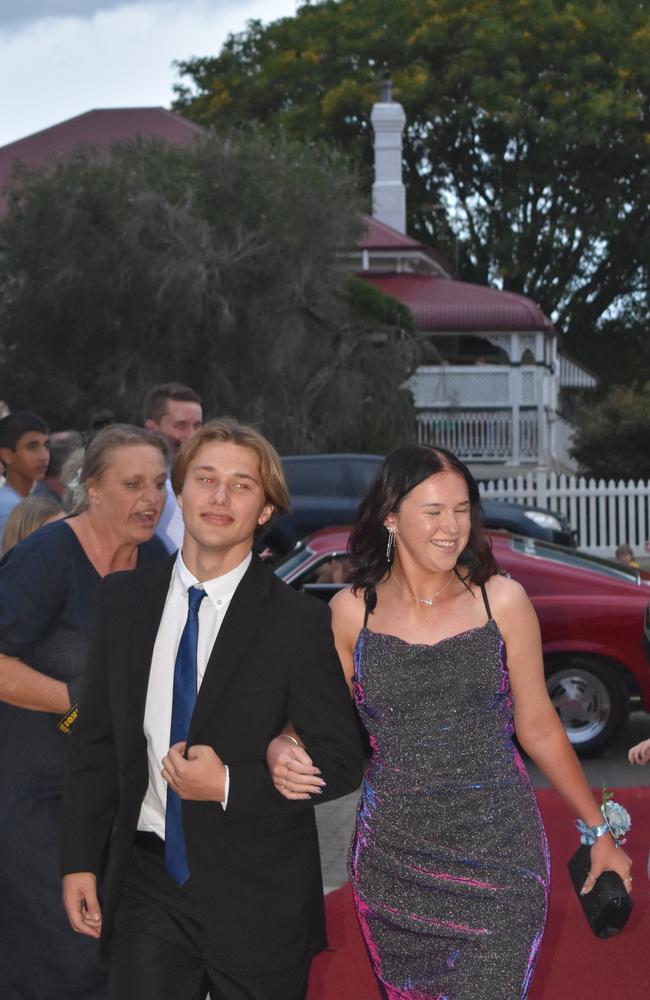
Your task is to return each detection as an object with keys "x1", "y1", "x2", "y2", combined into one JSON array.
[
  {"x1": 174, "y1": 0, "x2": 650, "y2": 361},
  {"x1": 570, "y1": 383, "x2": 650, "y2": 480},
  {"x1": 0, "y1": 132, "x2": 417, "y2": 452}
]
